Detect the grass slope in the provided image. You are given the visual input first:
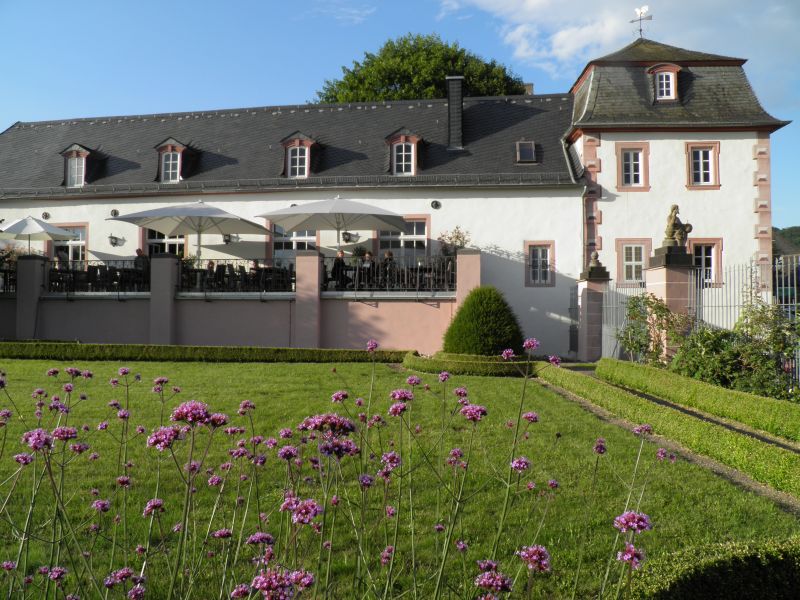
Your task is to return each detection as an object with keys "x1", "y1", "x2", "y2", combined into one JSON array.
[{"x1": 0, "y1": 360, "x2": 795, "y2": 598}]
